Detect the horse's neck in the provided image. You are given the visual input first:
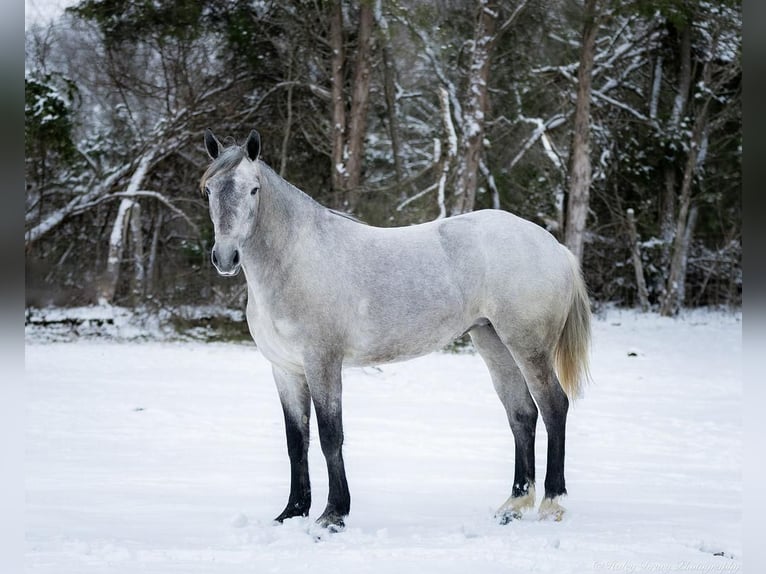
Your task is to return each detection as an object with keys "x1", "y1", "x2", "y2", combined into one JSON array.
[{"x1": 244, "y1": 168, "x2": 321, "y2": 281}]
